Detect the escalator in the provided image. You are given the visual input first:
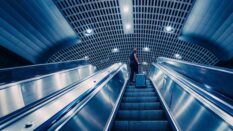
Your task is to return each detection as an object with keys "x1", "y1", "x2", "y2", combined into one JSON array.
[
  {"x1": 112, "y1": 80, "x2": 171, "y2": 131},
  {"x1": 1, "y1": 59, "x2": 232, "y2": 131}
]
